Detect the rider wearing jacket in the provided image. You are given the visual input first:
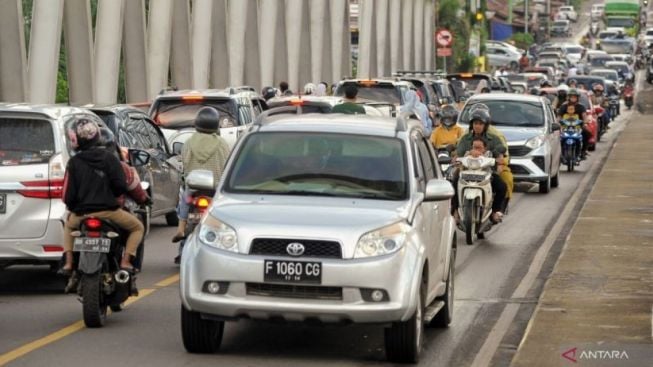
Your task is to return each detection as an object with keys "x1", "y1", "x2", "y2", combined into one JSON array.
[
  {"x1": 61, "y1": 117, "x2": 144, "y2": 273},
  {"x1": 430, "y1": 105, "x2": 464, "y2": 148},
  {"x1": 557, "y1": 88, "x2": 591, "y2": 159}
]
